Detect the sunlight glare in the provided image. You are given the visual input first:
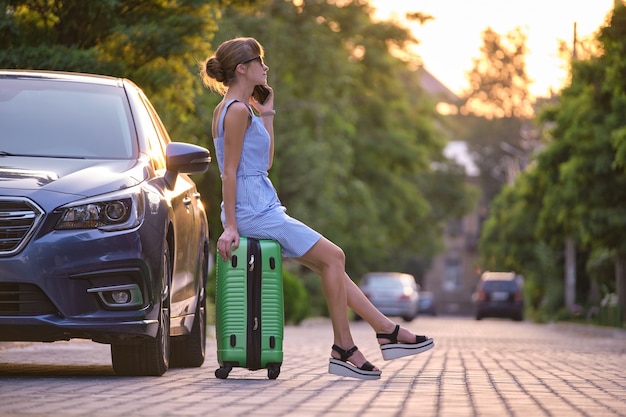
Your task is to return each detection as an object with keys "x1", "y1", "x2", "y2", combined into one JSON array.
[{"x1": 368, "y1": 0, "x2": 615, "y2": 97}]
